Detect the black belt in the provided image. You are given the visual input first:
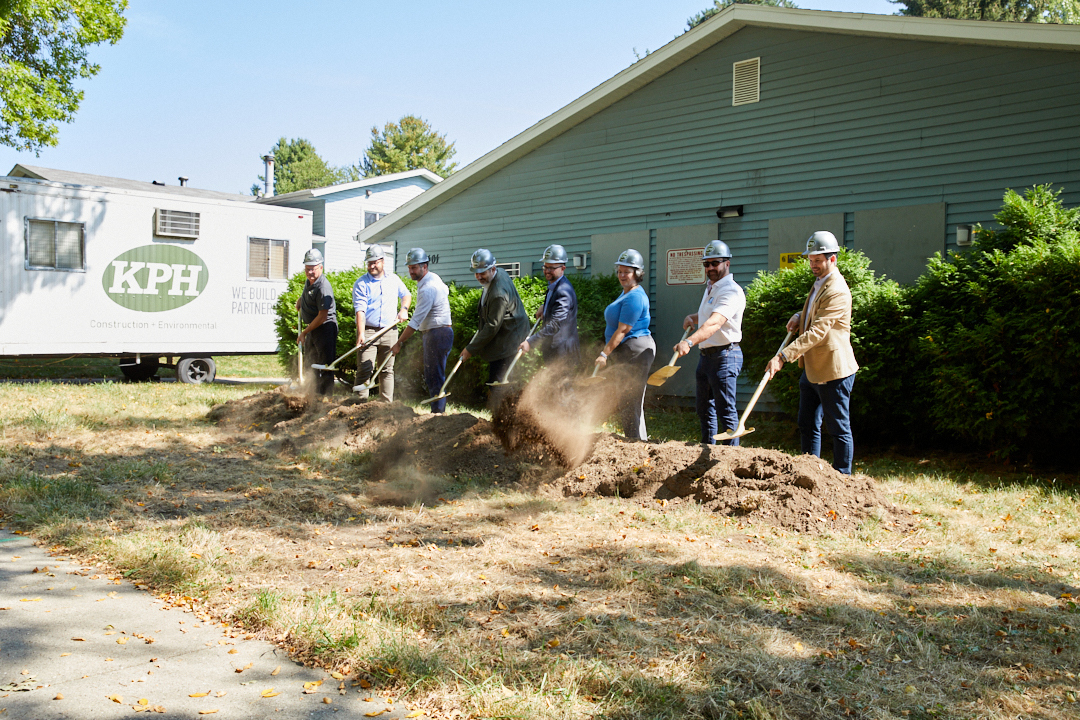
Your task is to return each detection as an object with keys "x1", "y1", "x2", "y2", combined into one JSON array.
[
  {"x1": 701, "y1": 342, "x2": 739, "y2": 356},
  {"x1": 365, "y1": 325, "x2": 384, "y2": 331}
]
